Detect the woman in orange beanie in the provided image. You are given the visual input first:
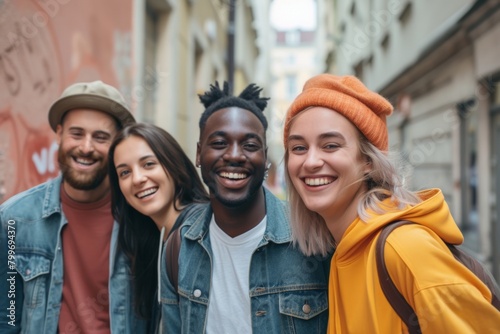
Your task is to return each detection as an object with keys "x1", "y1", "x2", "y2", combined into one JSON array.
[{"x1": 283, "y1": 73, "x2": 500, "y2": 333}]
